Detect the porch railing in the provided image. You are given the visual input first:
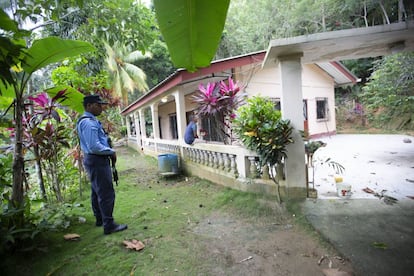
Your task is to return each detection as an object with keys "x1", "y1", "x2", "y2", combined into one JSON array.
[{"x1": 128, "y1": 136, "x2": 284, "y2": 181}]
